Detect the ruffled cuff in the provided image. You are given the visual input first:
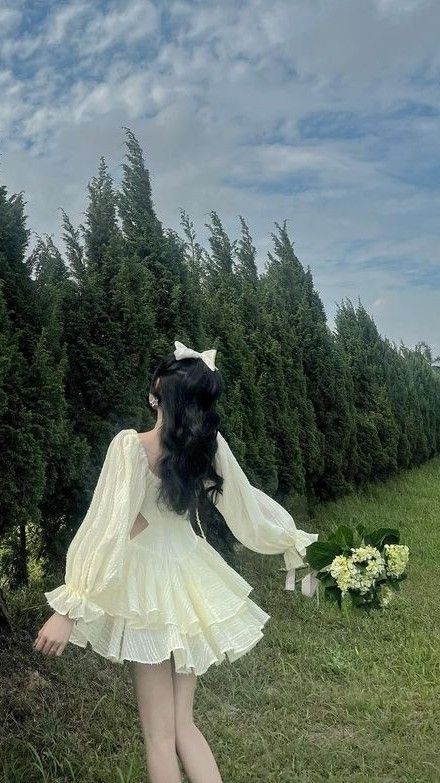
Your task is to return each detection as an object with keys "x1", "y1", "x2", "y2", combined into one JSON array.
[
  {"x1": 44, "y1": 583, "x2": 107, "y2": 624},
  {"x1": 283, "y1": 529, "x2": 319, "y2": 593},
  {"x1": 283, "y1": 546, "x2": 306, "y2": 572}
]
